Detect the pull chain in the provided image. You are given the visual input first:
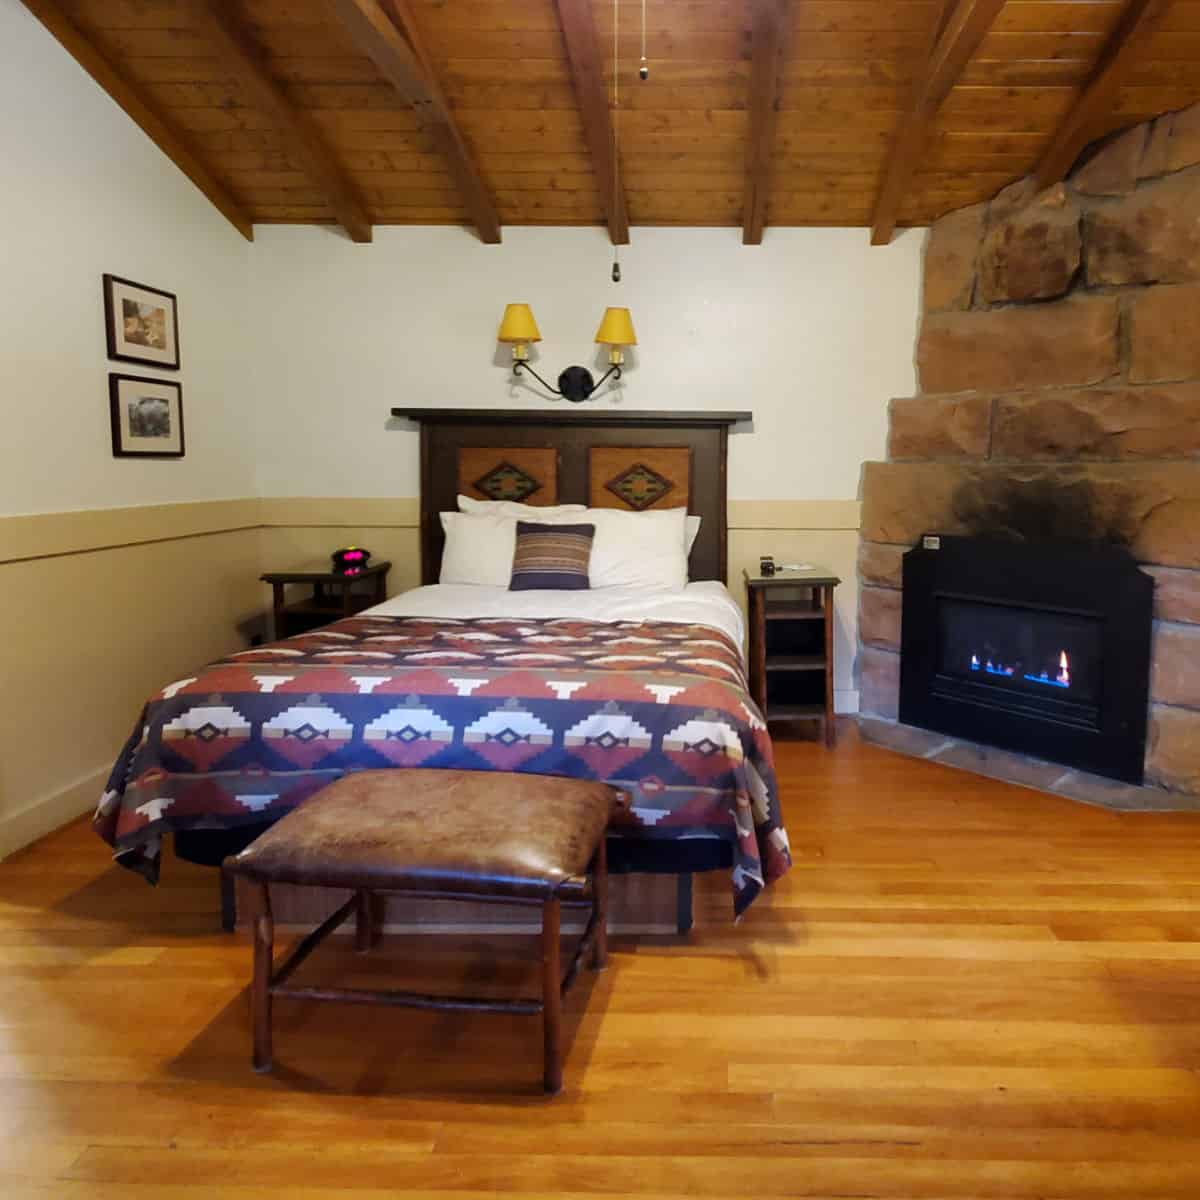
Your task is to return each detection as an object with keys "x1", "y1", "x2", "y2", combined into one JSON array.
[
  {"x1": 640, "y1": 0, "x2": 648, "y2": 79},
  {"x1": 611, "y1": 0, "x2": 621, "y2": 282}
]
